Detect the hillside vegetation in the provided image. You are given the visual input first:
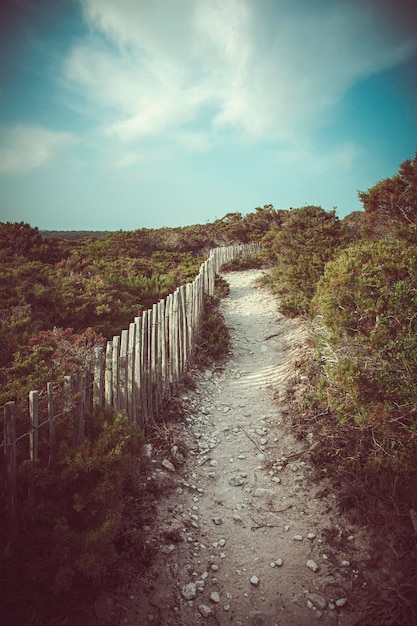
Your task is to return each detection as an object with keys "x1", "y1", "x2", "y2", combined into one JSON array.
[{"x1": 1, "y1": 151, "x2": 417, "y2": 623}]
